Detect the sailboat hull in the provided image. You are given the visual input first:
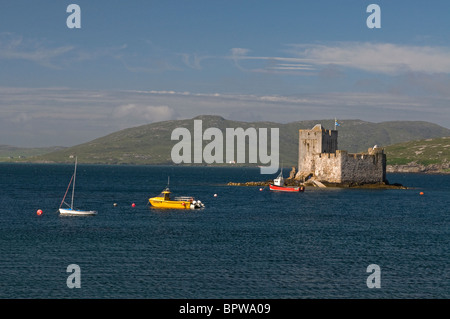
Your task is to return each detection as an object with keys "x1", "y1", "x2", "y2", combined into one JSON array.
[
  {"x1": 59, "y1": 157, "x2": 97, "y2": 216},
  {"x1": 59, "y1": 208, "x2": 97, "y2": 216}
]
